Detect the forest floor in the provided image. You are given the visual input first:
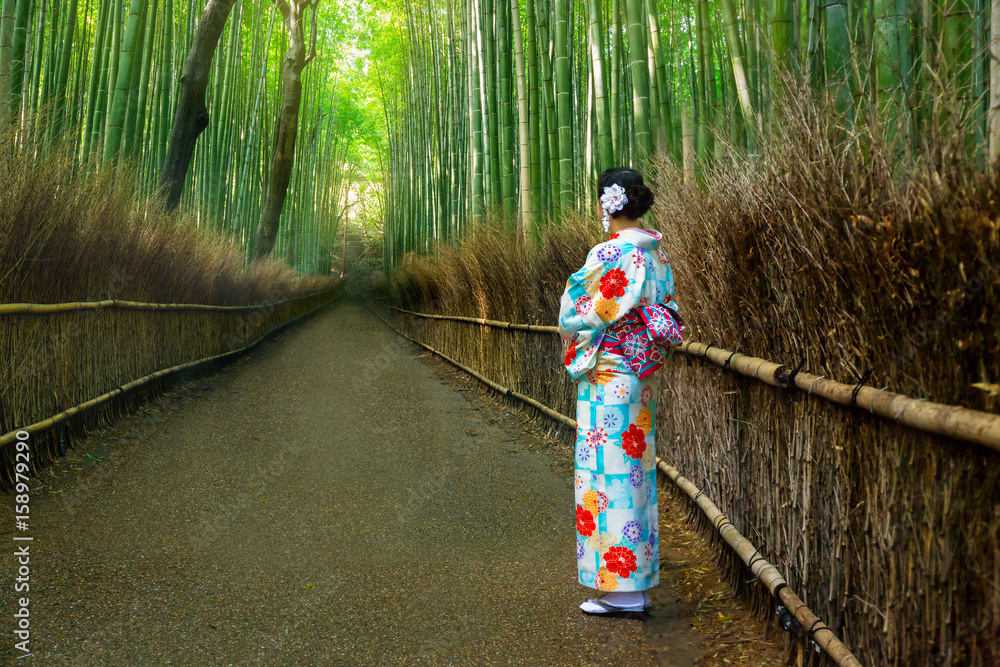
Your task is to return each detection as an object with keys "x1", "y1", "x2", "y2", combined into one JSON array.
[{"x1": 0, "y1": 298, "x2": 784, "y2": 666}]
